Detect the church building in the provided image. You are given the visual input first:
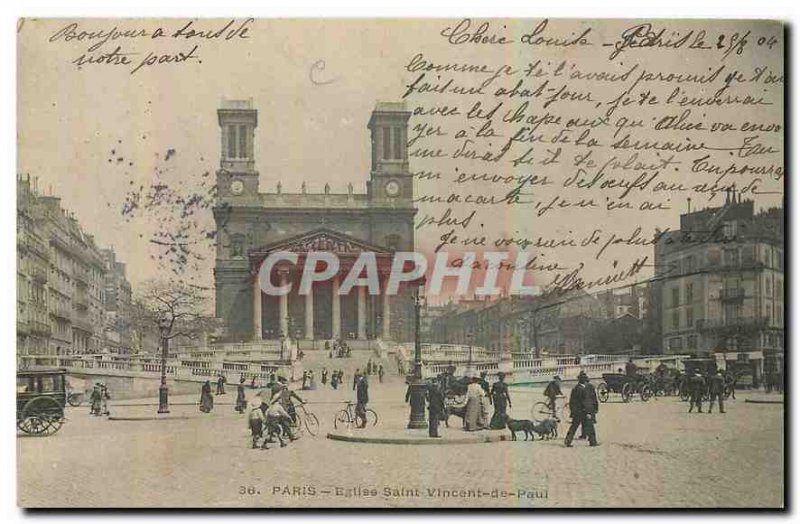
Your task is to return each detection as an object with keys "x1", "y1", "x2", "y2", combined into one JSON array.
[{"x1": 213, "y1": 99, "x2": 416, "y2": 343}]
